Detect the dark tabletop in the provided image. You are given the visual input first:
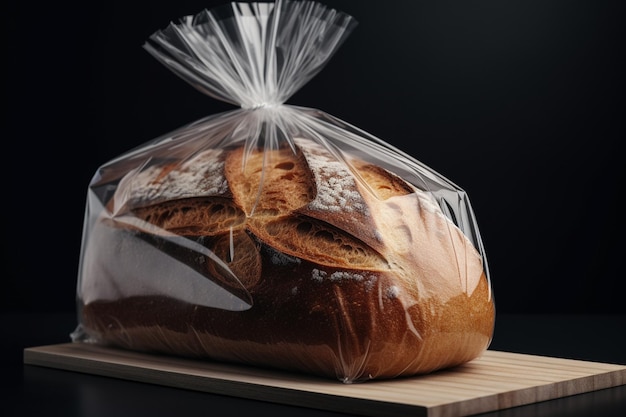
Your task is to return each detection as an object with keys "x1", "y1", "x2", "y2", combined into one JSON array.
[{"x1": 4, "y1": 312, "x2": 626, "y2": 417}]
